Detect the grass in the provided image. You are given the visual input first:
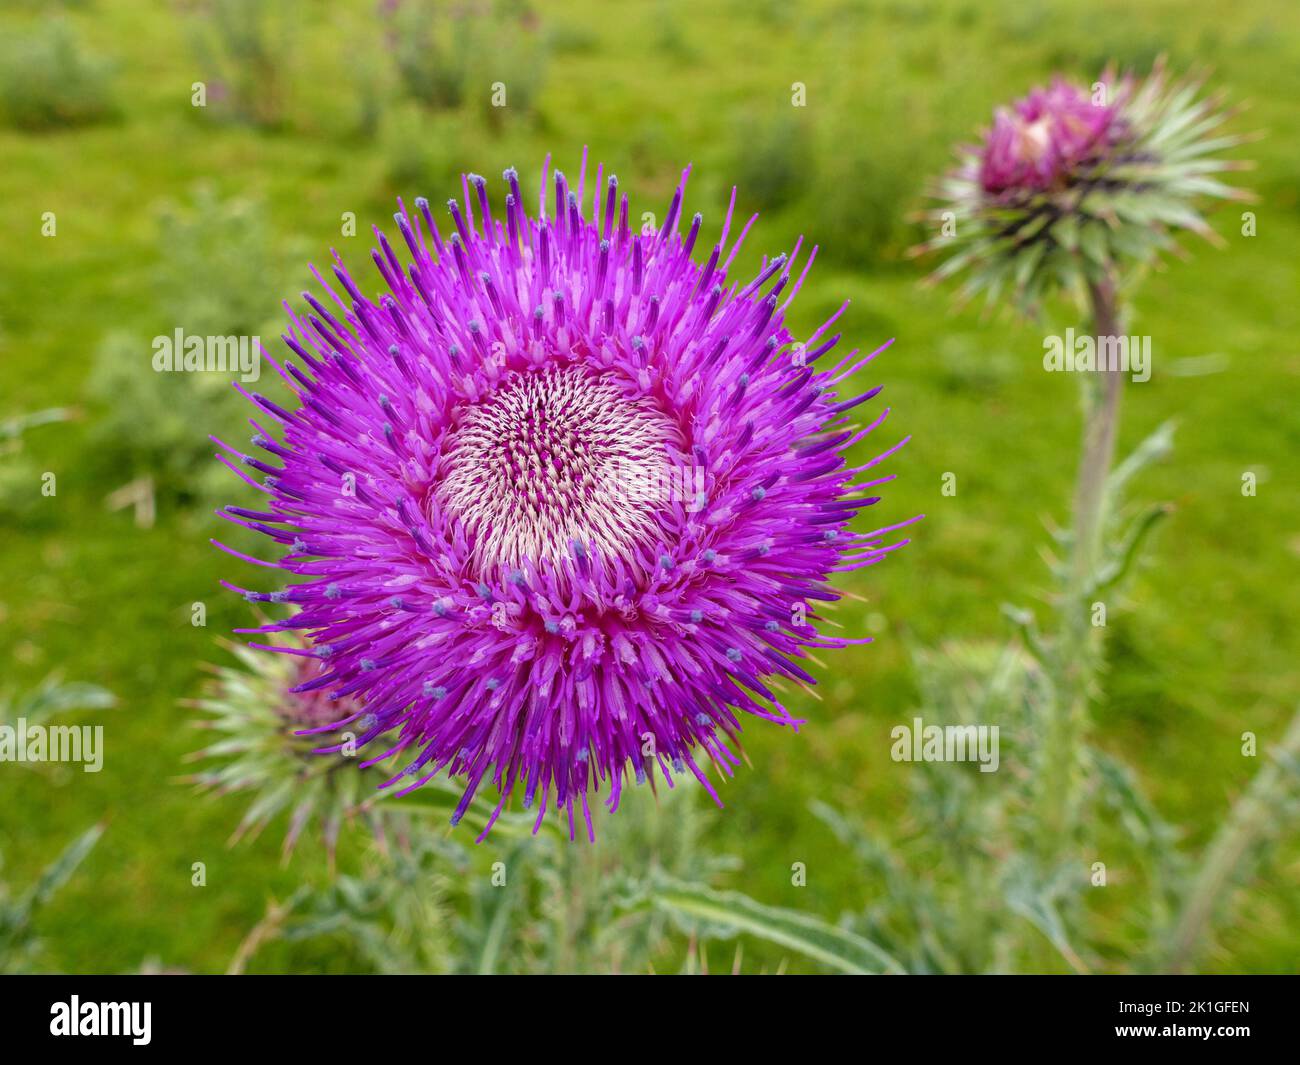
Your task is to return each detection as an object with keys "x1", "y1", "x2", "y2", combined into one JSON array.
[{"x1": 0, "y1": 0, "x2": 1297, "y2": 973}]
